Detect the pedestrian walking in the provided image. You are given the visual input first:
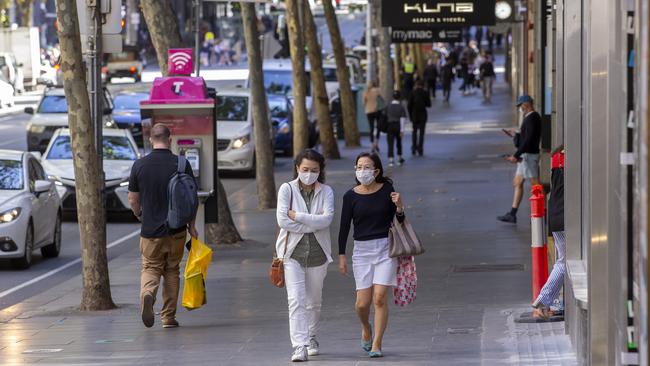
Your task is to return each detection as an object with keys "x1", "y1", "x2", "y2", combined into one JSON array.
[
  {"x1": 498, "y1": 95, "x2": 542, "y2": 223},
  {"x1": 385, "y1": 91, "x2": 407, "y2": 166},
  {"x1": 532, "y1": 148, "x2": 565, "y2": 320},
  {"x1": 338, "y1": 152, "x2": 406, "y2": 358},
  {"x1": 276, "y1": 149, "x2": 335, "y2": 362},
  {"x1": 402, "y1": 55, "x2": 416, "y2": 100},
  {"x1": 423, "y1": 58, "x2": 439, "y2": 99},
  {"x1": 127, "y1": 124, "x2": 198, "y2": 329},
  {"x1": 407, "y1": 79, "x2": 431, "y2": 156},
  {"x1": 363, "y1": 81, "x2": 384, "y2": 153},
  {"x1": 479, "y1": 53, "x2": 496, "y2": 103},
  {"x1": 440, "y1": 62, "x2": 454, "y2": 103}
]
